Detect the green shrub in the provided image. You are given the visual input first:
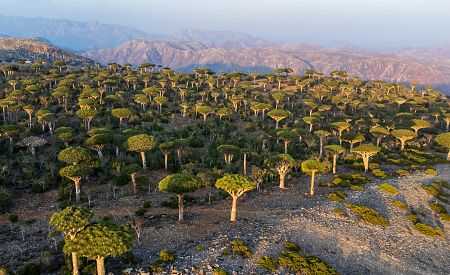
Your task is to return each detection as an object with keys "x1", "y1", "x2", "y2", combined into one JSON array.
[
  {"x1": 0, "y1": 188, "x2": 12, "y2": 213},
  {"x1": 230, "y1": 239, "x2": 253, "y2": 258},
  {"x1": 422, "y1": 184, "x2": 439, "y2": 196},
  {"x1": 111, "y1": 174, "x2": 129, "y2": 186},
  {"x1": 424, "y1": 168, "x2": 437, "y2": 176},
  {"x1": 143, "y1": 201, "x2": 151, "y2": 209},
  {"x1": 158, "y1": 249, "x2": 176, "y2": 264},
  {"x1": 371, "y1": 169, "x2": 386, "y2": 178},
  {"x1": 283, "y1": 241, "x2": 300, "y2": 252},
  {"x1": 350, "y1": 185, "x2": 365, "y2": 191},
  {"x1": 330, "y1": 173, "x2": 370, "y2": 188},
  {"x1": 195, "y1": 245, "x2": 204, "y2": 251},
  {"x1": 368, "y1": 163, "x2": 380, "y2": 171},
  {"x1": 278, "y1": 251, "x2": 338, "y2": 274},
  {"x1": 161, "y1": 197, "x2": 178, "y2": 208},
  {"x1": 344, "y1": 203, "x2": 389, "y2": 227},
  {"x1": 18, "y1": 263, "x2": 41, "y2": 275},
  {"x1": 8, "y1": 215, "x2": 18, "y2": 223},
  {"x1": 135, "y1": 208, "x2": 147, "y2": 217},
  {"x1": 428, "y1": 201, "x2": 447, "y2": 215},
  {"x1": 413, "y1": 223, "x2": 445, "y2": 238},
  {"x1": 327, "y1": 191, "x2": 347, "y2": 202},
  {"x1": 395, "y1": 170, "x2": 411, "y2": 177},
  {"x1": 407, "y1": 214, "x2": 420, "y2": 224},
  {"x1": 148, "y1": 263, "x2": 164, "y2": 273},
  {"x1": 212, "y1": 268, "x2": 229, "y2": 275},
  {"x1": 392, "y1": 200, "x2": 408, "y2": 210},
  {"x1": 434, "y1": 179, "x2": 449, "y2": 189},
  {"x1": 377, "y1": 183, "x2": 399, "y2": 196},
  {"x1": 258, "y1": 256, "x2": 279, "y2": 272},
  {"x1": 440, "y1": 214, "x2": 450, "y2": 222},
  {"x1": 332, "y1": 208, "x2": 348, "y2": 217}
]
